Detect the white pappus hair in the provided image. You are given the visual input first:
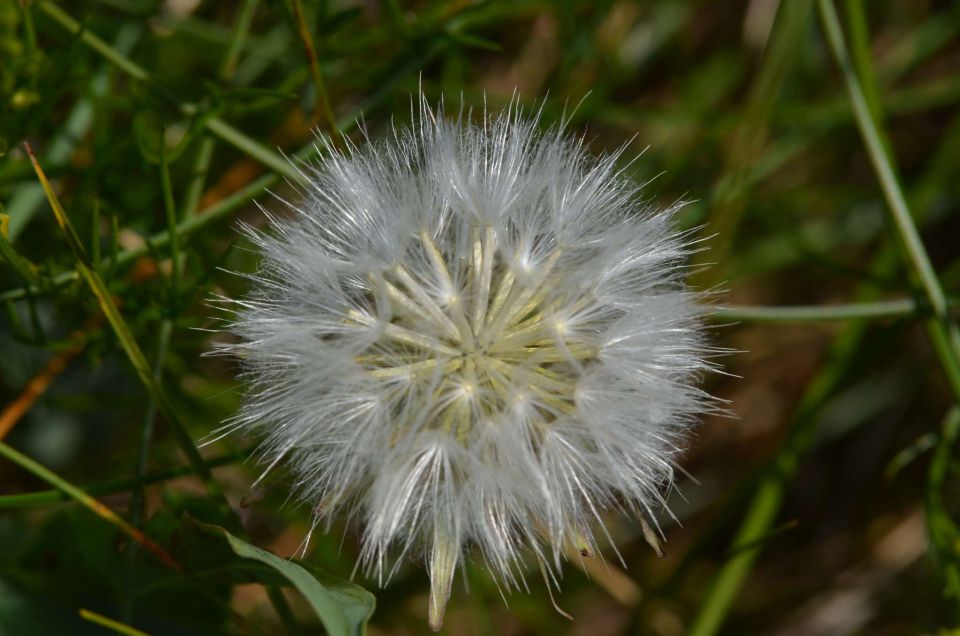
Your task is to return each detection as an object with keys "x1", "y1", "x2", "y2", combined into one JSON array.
[{"x1": 214, "y1": 96, "x2": 716, "y2": 630}]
